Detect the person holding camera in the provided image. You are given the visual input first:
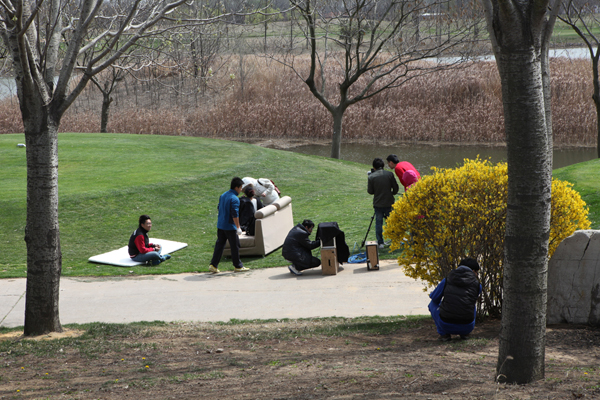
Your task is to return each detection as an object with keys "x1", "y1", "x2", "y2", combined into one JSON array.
[
  {"x1": 367, "y1": 158, "x2": 399, "y2": 249},
  {"x1": 428, "y1": 258, "x2": 482, "y2": 341}
]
